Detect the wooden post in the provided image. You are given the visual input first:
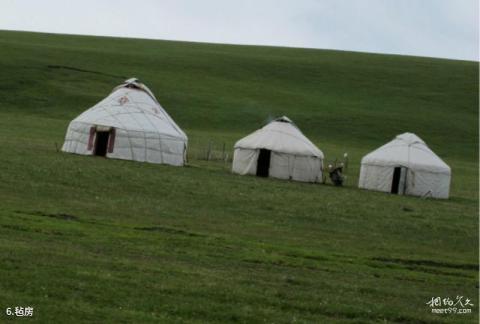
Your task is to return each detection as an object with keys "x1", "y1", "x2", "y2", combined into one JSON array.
[{"x1": 207, "y1": 141, "x2": 212, "y2": 161}]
